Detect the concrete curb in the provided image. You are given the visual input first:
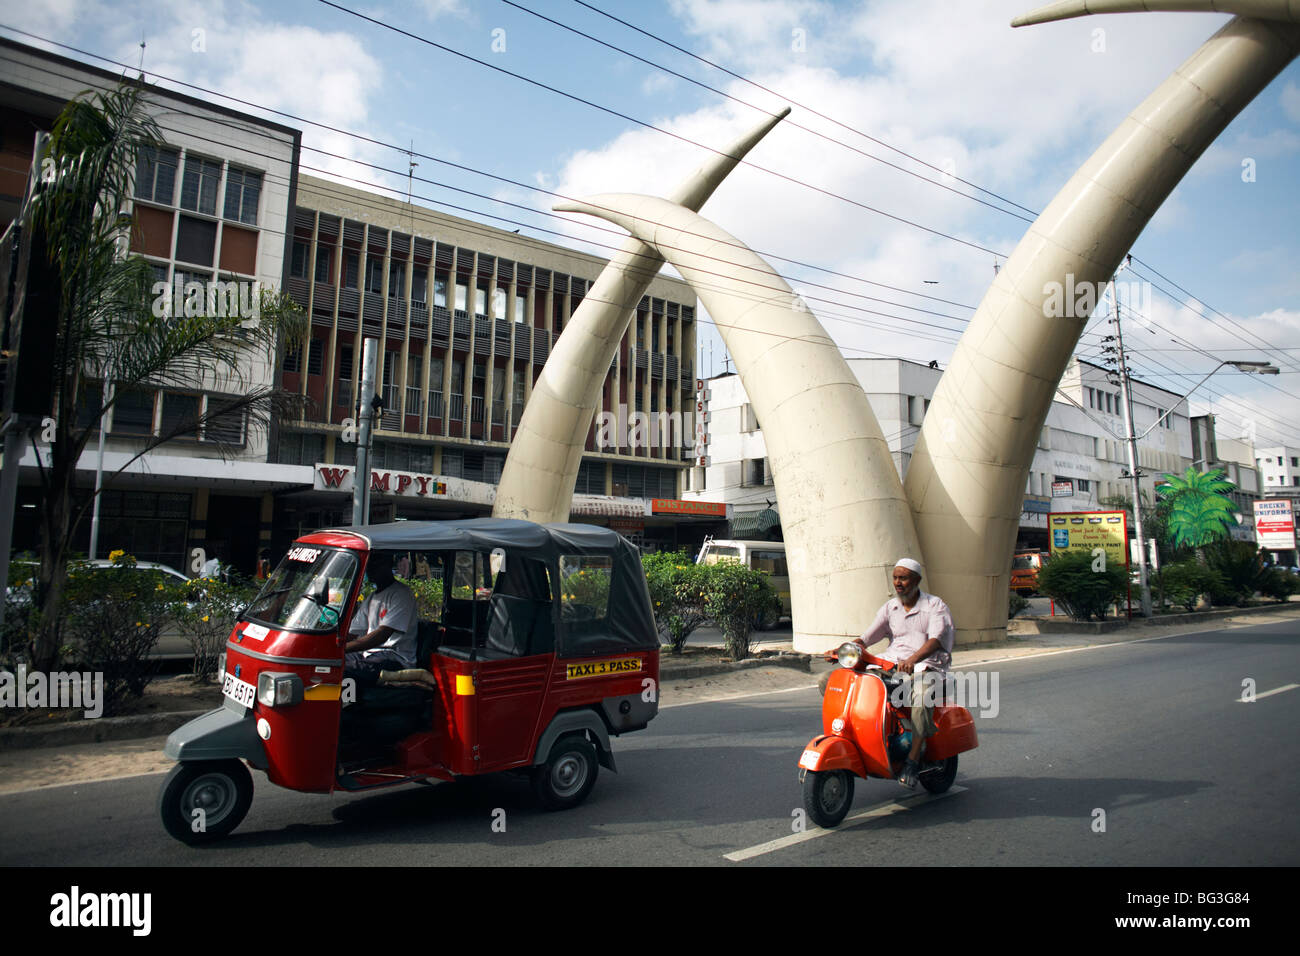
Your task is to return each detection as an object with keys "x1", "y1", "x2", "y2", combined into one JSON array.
[
  {"x1": 1012, "y1": 601, "x2": 1297, "y2": 635},
  {"x1": 0, "y1": 652, "x2": 816, "y2": 751}
]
